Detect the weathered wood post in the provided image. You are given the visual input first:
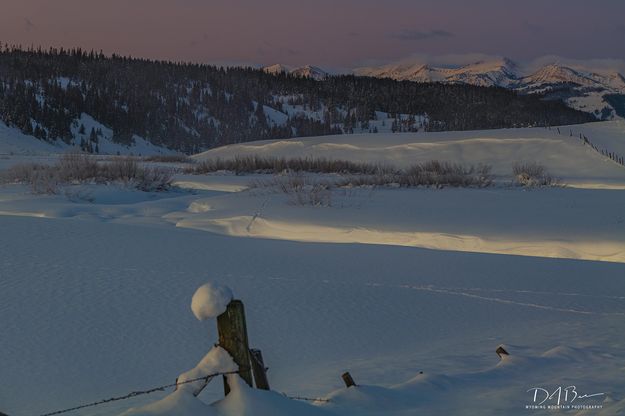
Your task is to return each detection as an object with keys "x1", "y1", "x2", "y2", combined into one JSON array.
[
  {"x1": 250, "y1": 348, "x2": 270, "y2": 390},
  {"x1": 341, "y1": 372, "x2": 356, "y2": 388},
  {"x1": 496, "y1": 345, "x2": 509, "y2": 359},
  {"x1": 217, "y1": 300, "x2": 254, "y2": 395}
]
